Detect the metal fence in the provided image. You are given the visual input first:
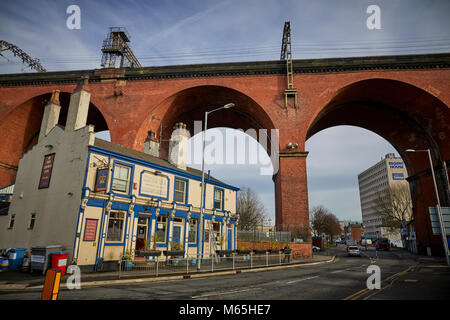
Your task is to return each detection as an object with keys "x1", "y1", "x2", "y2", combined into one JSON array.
[
  {"x1": 118, "y1": 252, "x2": 292, "y2": 279},
  {"x1": 237, "y1": 230, "x2": 292, "y2": 242}
]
